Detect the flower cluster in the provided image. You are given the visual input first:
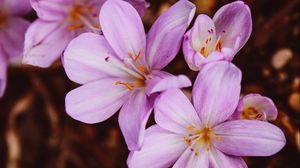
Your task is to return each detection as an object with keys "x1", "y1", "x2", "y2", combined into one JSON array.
[{"x1": 0, "y1": 0, "x2": 286, "y2": 167}]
